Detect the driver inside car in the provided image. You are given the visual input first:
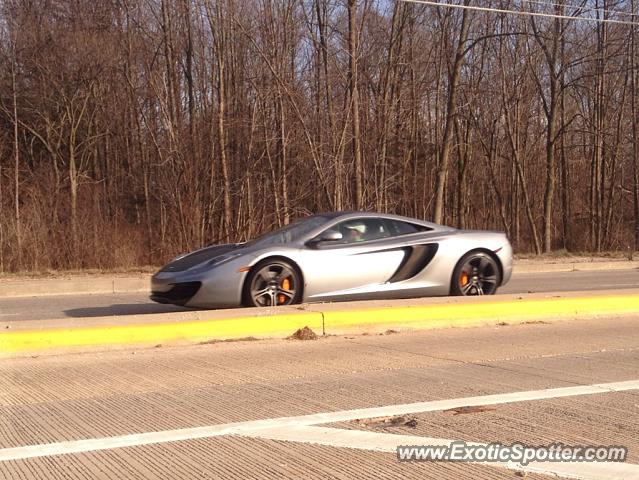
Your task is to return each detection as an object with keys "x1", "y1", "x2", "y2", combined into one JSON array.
[{"x1": 344, "y1": 223, "x2": 366, "y2": 242}]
